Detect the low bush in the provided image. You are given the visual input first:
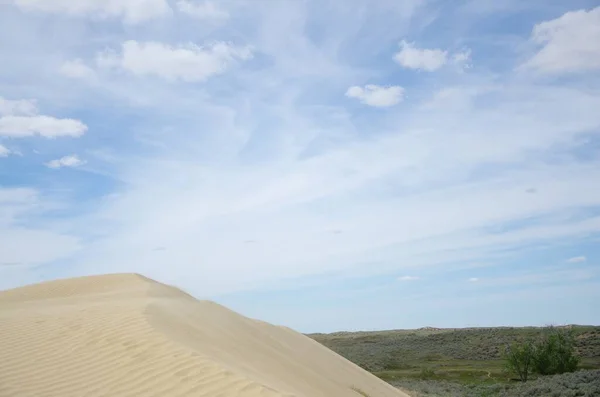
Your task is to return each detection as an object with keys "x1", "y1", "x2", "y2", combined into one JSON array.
[
  {"x1": 392, "y1": 369, "x2": 600, "y2": 397},
  {"x1": 503, "y1": 326, "x2": 580, "y2": 381},
  {"x1": 503, "y1": 340, "x2": 535, "y2": 381},
  {"x1": 533, "y1": 326, "x2": 579, "y2": 375}
]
